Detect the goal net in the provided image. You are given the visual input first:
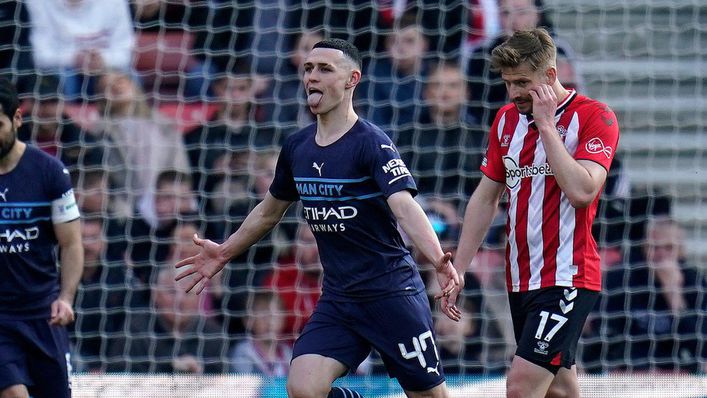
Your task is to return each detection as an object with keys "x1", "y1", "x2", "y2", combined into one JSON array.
[{"x1": 0, "y1": 0, "x2": 704, "y2": 394}]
